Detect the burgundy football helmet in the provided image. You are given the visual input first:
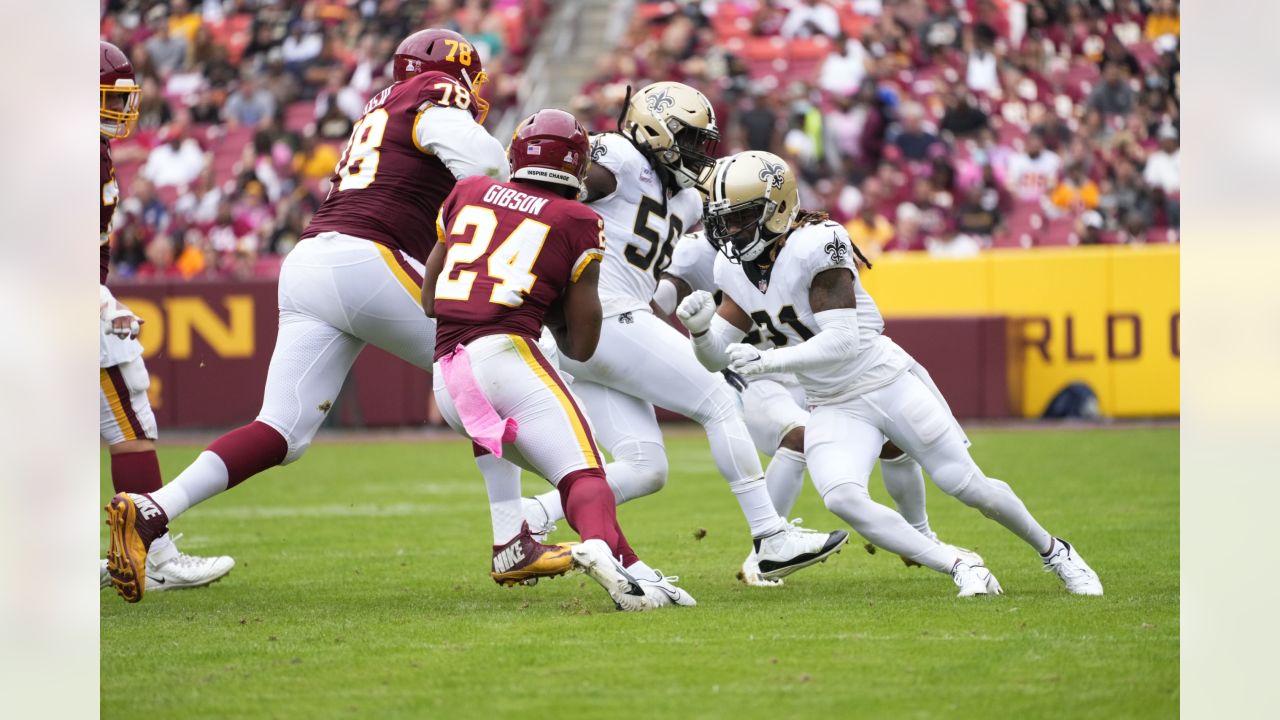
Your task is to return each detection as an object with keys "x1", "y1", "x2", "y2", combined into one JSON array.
[
  {"x1": 393, "y1": 28, "x2": 490, "y2": 123},
  {"x1": 100, "y1": 40, "x2": 140, "y2": 139},
  {"x1": 508, "y1": 110, "x2": 591, "y2": 191}
]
